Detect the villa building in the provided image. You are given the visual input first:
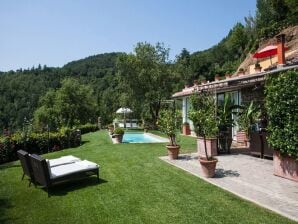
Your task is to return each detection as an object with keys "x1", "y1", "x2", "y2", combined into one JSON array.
[{"x1": 172, "y1": 33, "x2": 298, "y2": 157}]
